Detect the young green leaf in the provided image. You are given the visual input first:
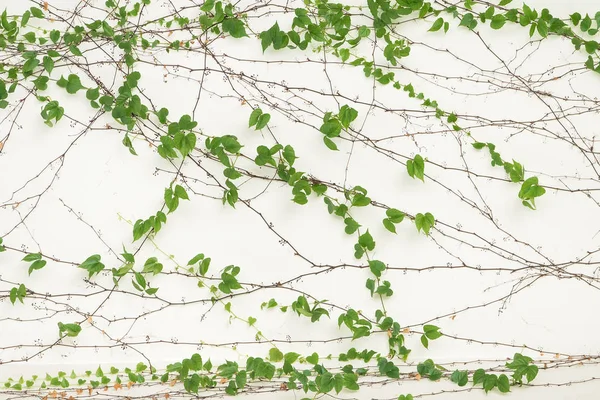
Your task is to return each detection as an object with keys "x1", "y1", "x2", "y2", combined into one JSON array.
[
  {"x1": 415, "y1": 212, "x2": 435, "y2": 235},
  {"x1": 249, "y1": 108, "x2": 262, "y2": 127},
  {"x1": 406, "y1": 155, "x2": 425, "y2": 181},
  {"x1": 79, "y1": 255, "x2": 105, "y2": 278},
  {"x1": 429, "y1": 18, "x2": 444, "y2": 32}
]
